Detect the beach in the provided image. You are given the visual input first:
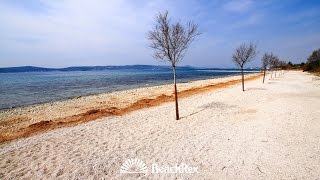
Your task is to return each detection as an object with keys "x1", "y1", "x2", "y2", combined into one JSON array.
[
  {"x1": 1, "y1": 71, "x2": 320, "y2": 179},
  {"x1": 0, "y1": 73, "x2": 261, "y2": 143}
]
